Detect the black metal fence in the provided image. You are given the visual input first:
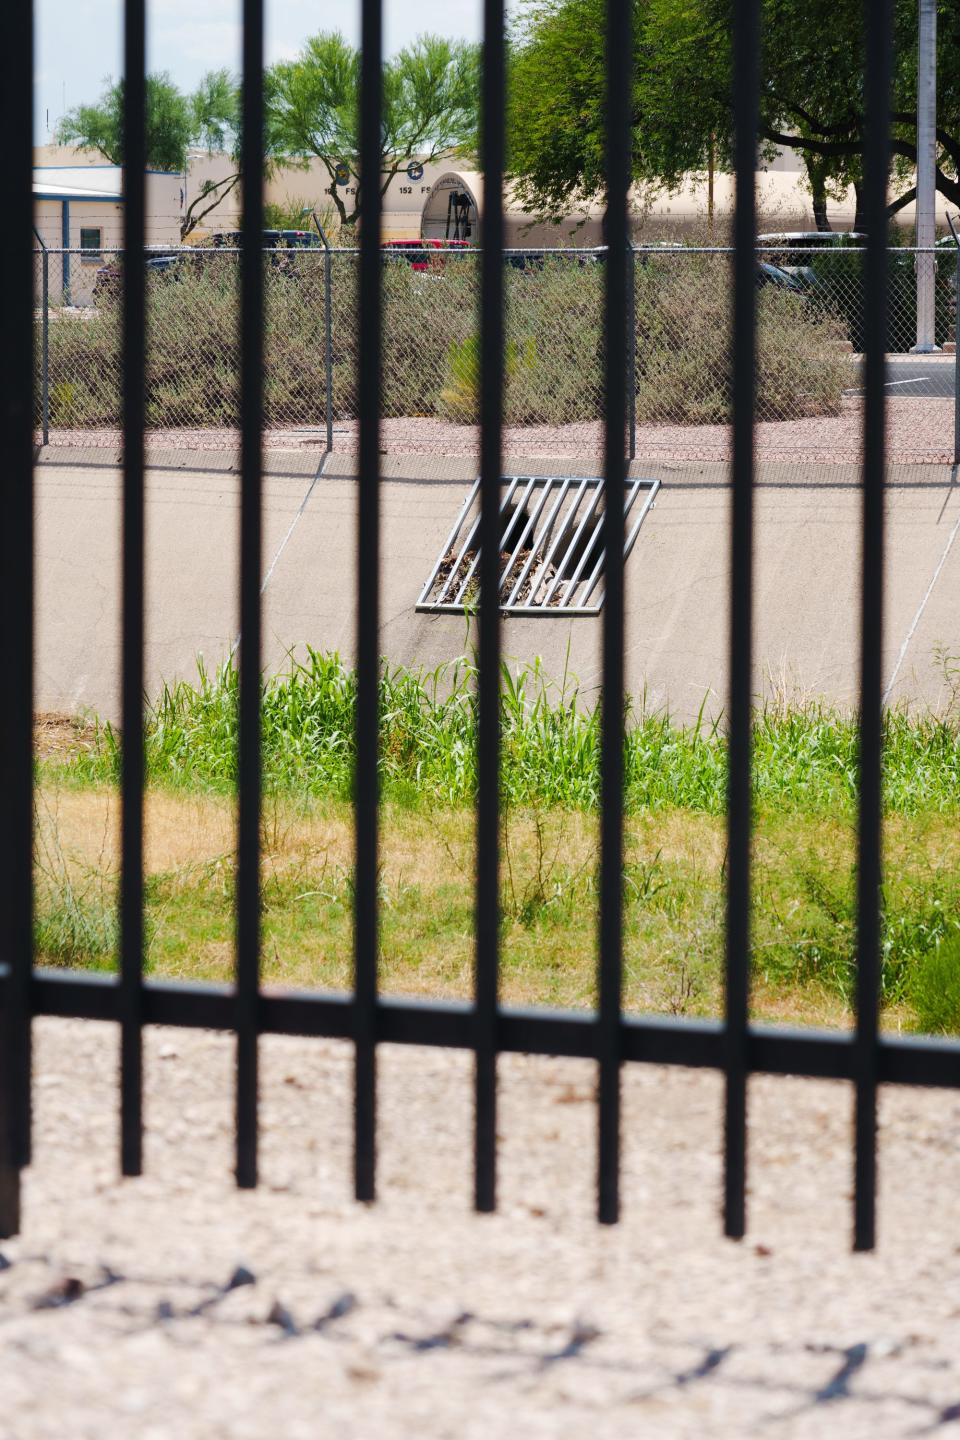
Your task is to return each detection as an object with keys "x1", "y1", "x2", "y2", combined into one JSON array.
[{"x1": 0, "y1": 0, "x2": 951, "y2": 1251}]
